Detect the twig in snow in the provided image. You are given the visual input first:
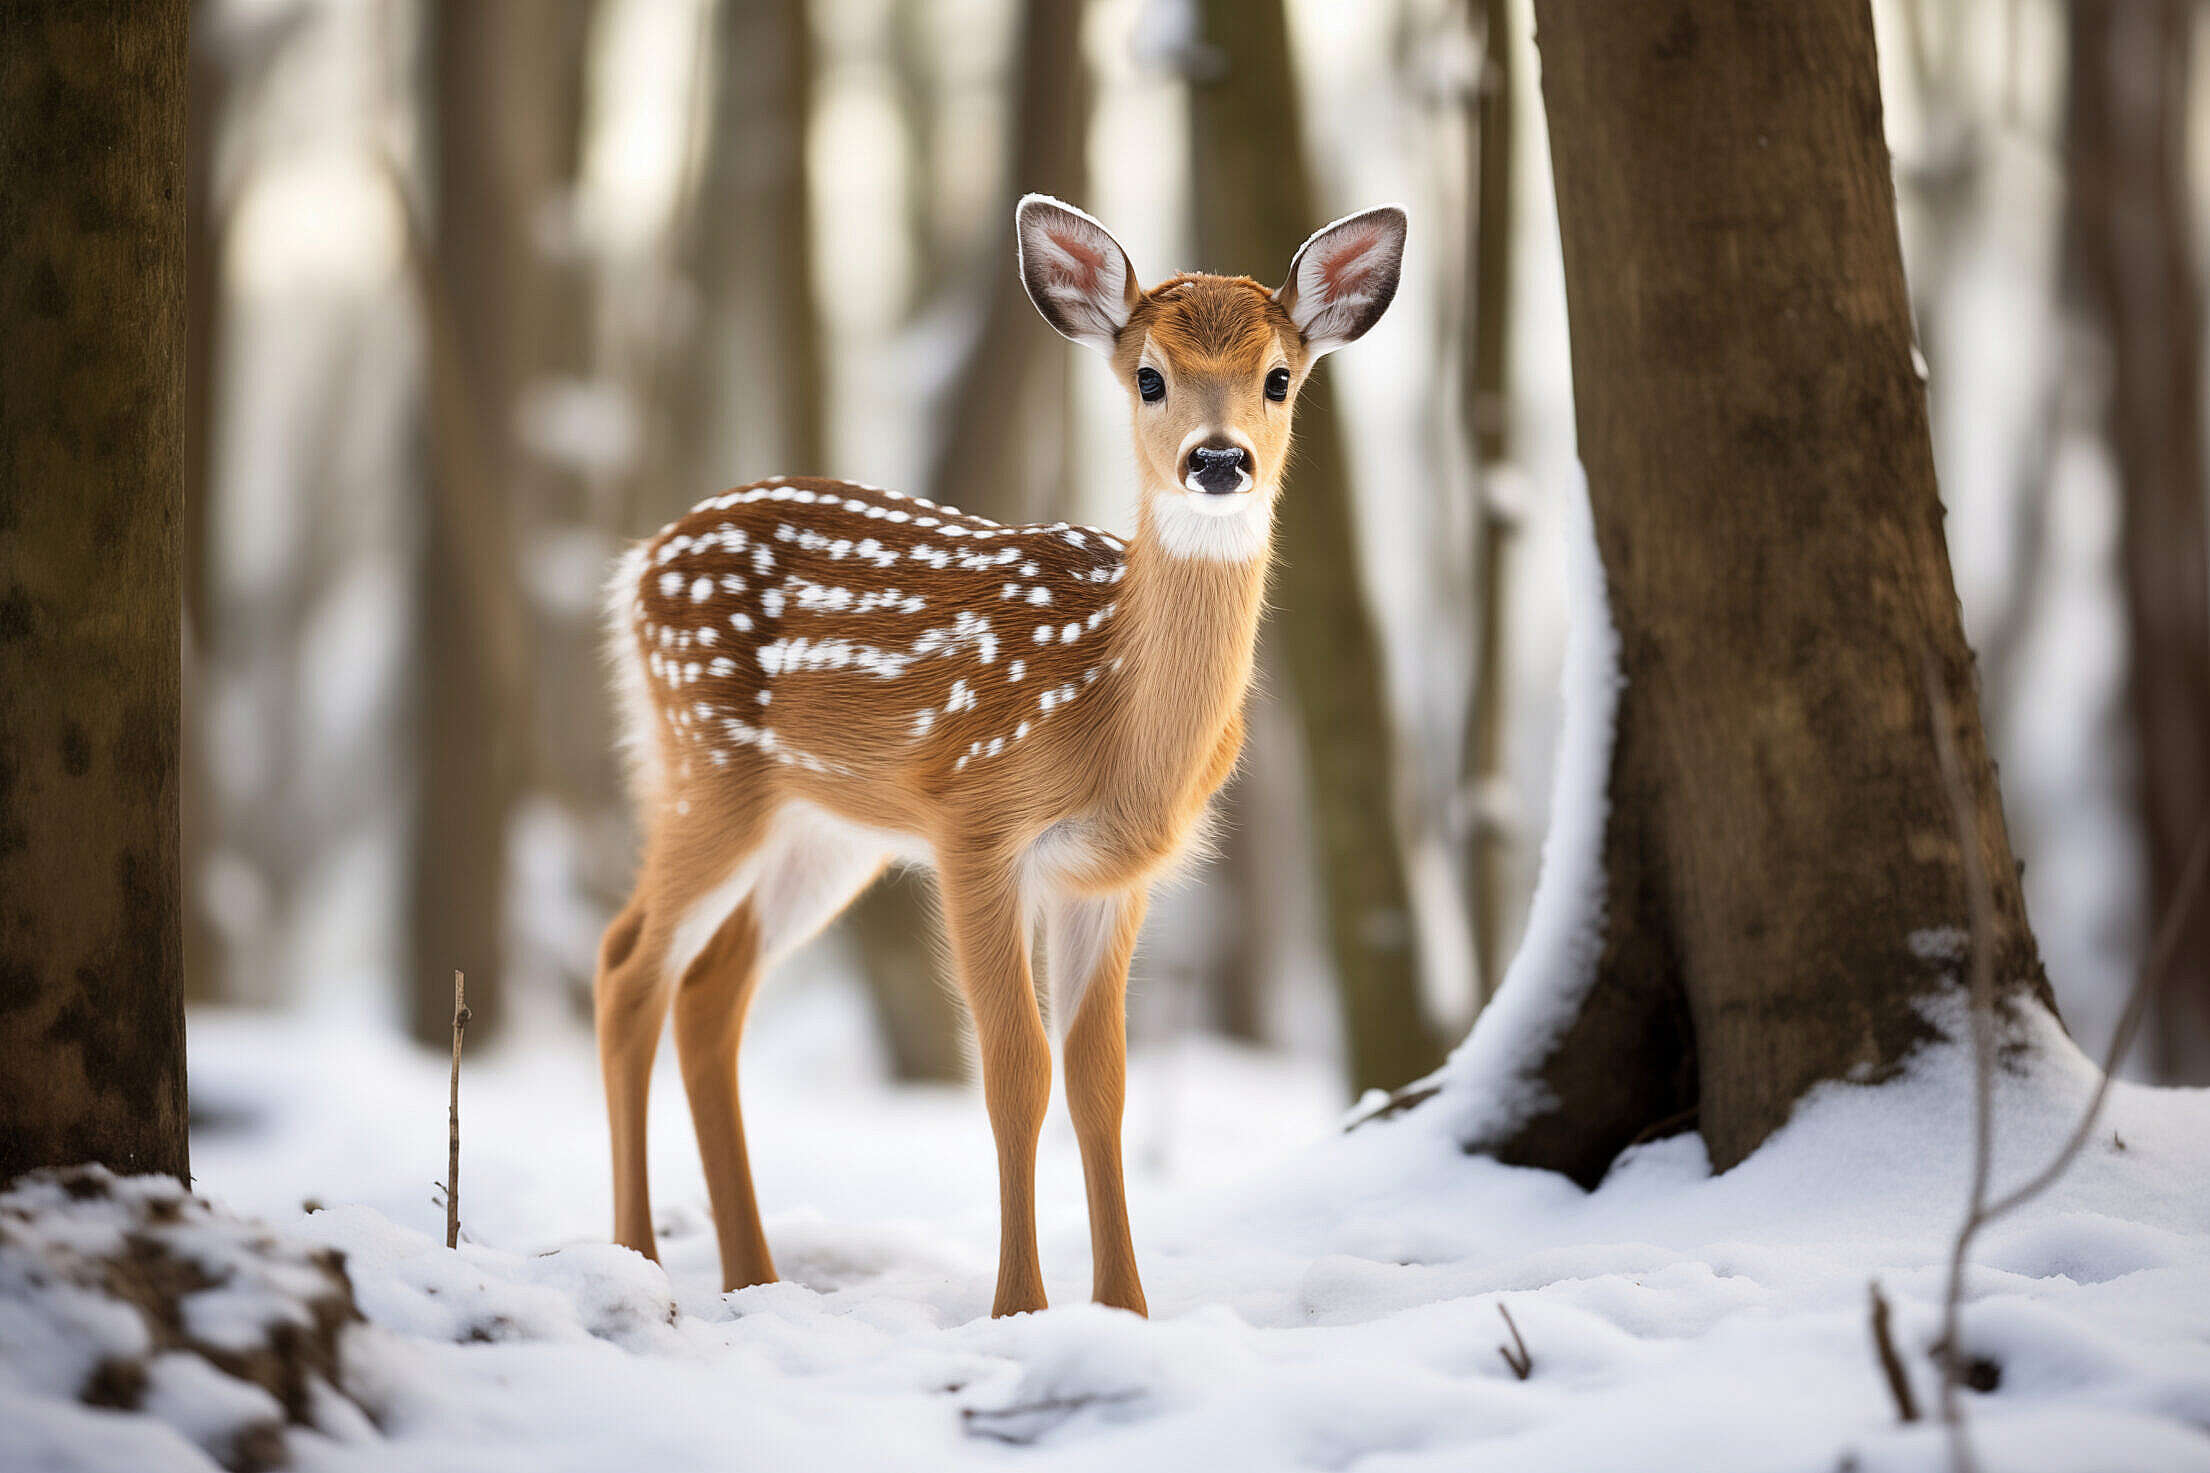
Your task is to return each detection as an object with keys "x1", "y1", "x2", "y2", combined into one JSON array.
[
  {"x1": 1345, "y1": 1080, "x2": 1440, "y2": 1129},
  {"x1": 1923, "y1": 657, "x2": 1994, "y2": 1470},
  {"x1": 1868, "y1": 1280, "x2": 1919, "y2": 1423},
  {"x1": 447, "y1": 969, "x2": 470, "y2": 1251},
  {"x1": 1924, "y1": 654, "x2": 2210, "y2": 1473},
  {"x1": 960, "y1": 1390, "x2": 1143, "y2": 1445},
  {"x1": 1496, "y1": 1300, "x2": 1532, "y2": 1380},
  {"x1": 1625, "y1": 1104, "x2": 1700, "y2": 1148}
]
